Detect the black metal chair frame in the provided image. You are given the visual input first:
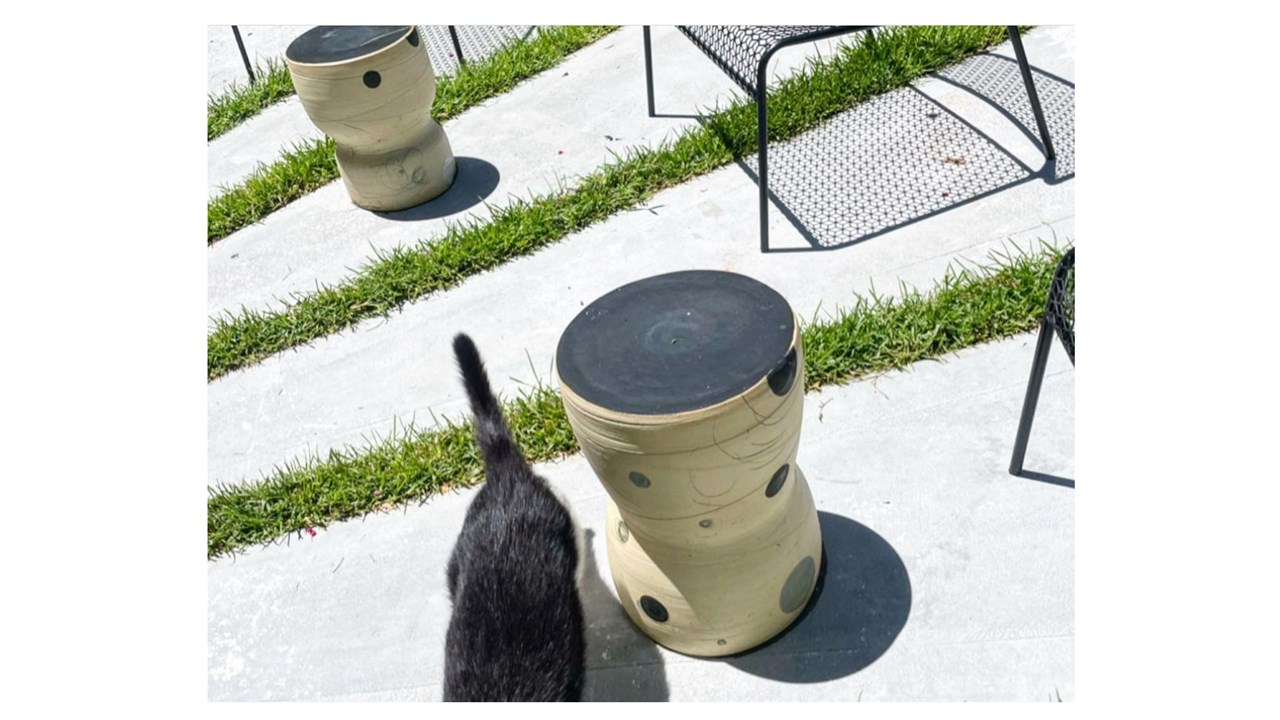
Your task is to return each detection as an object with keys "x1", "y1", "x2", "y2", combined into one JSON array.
[
  {"x1": 232, "y1": 25, "x2": 256, "y2": 85},
  {"x1": 1009, "y1": 247, "x2": 1074, "y2": 476},
  {"x1": 642, "y1": 25, "x2": 1058, "y2": 253}
]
